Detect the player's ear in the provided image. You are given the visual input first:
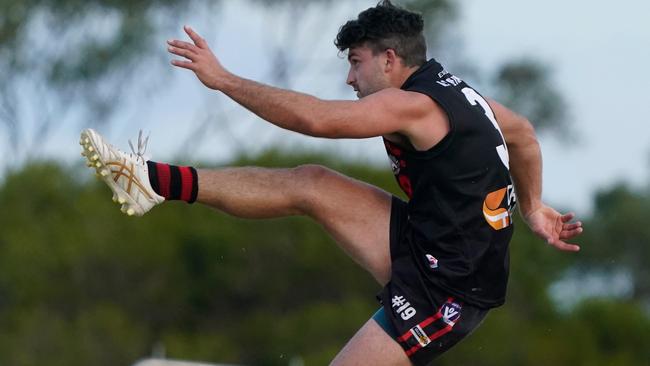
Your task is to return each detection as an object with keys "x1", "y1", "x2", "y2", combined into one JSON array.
[{"x1": 384, "y1": 48, "x2": 398, "y2": 72}]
